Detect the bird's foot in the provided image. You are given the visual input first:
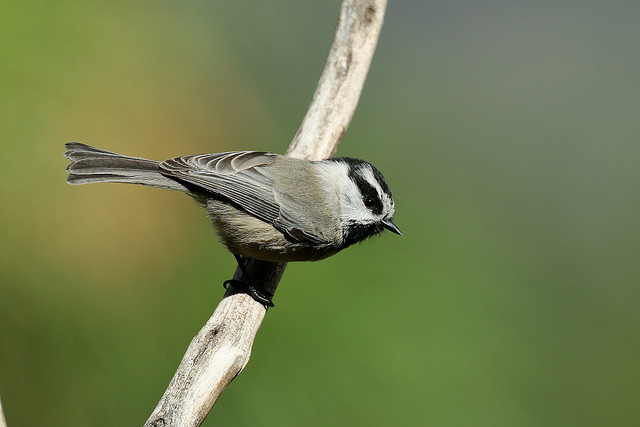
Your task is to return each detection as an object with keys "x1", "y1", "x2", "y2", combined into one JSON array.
[{"x1": 223, "y1": 279, "x2": 275, "y2": 308}]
